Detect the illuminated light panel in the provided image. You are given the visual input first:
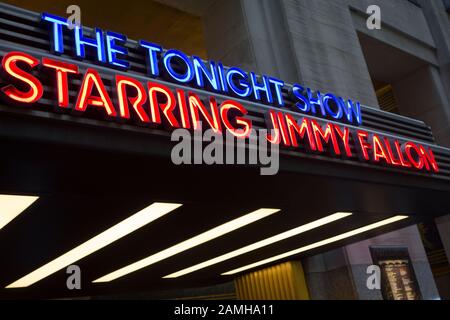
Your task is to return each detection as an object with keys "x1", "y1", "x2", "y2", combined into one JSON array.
[
  {"x1": 221, "y1": 215, "x2": 408, "y2": 276},
  {"x1": 0, "y1": 195, "x2": 39, "y2": 231},
  {"x1": 164, "y1": 212, "x2": 351, "y2": 278},
  {"x1": 93, "y1": 208, "x2": 280, "y2": 283},
  {"x1": 6, "y1": 202, "x2": 182, "y2": 288}
]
